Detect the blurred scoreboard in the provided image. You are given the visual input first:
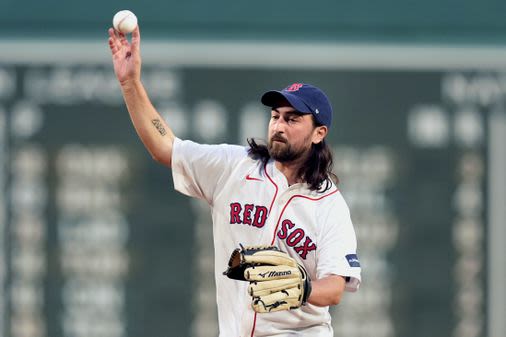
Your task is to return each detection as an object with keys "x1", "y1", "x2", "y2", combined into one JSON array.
[{"x1": 0, "y1": 45, "x2": 503, "y2": 337}]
